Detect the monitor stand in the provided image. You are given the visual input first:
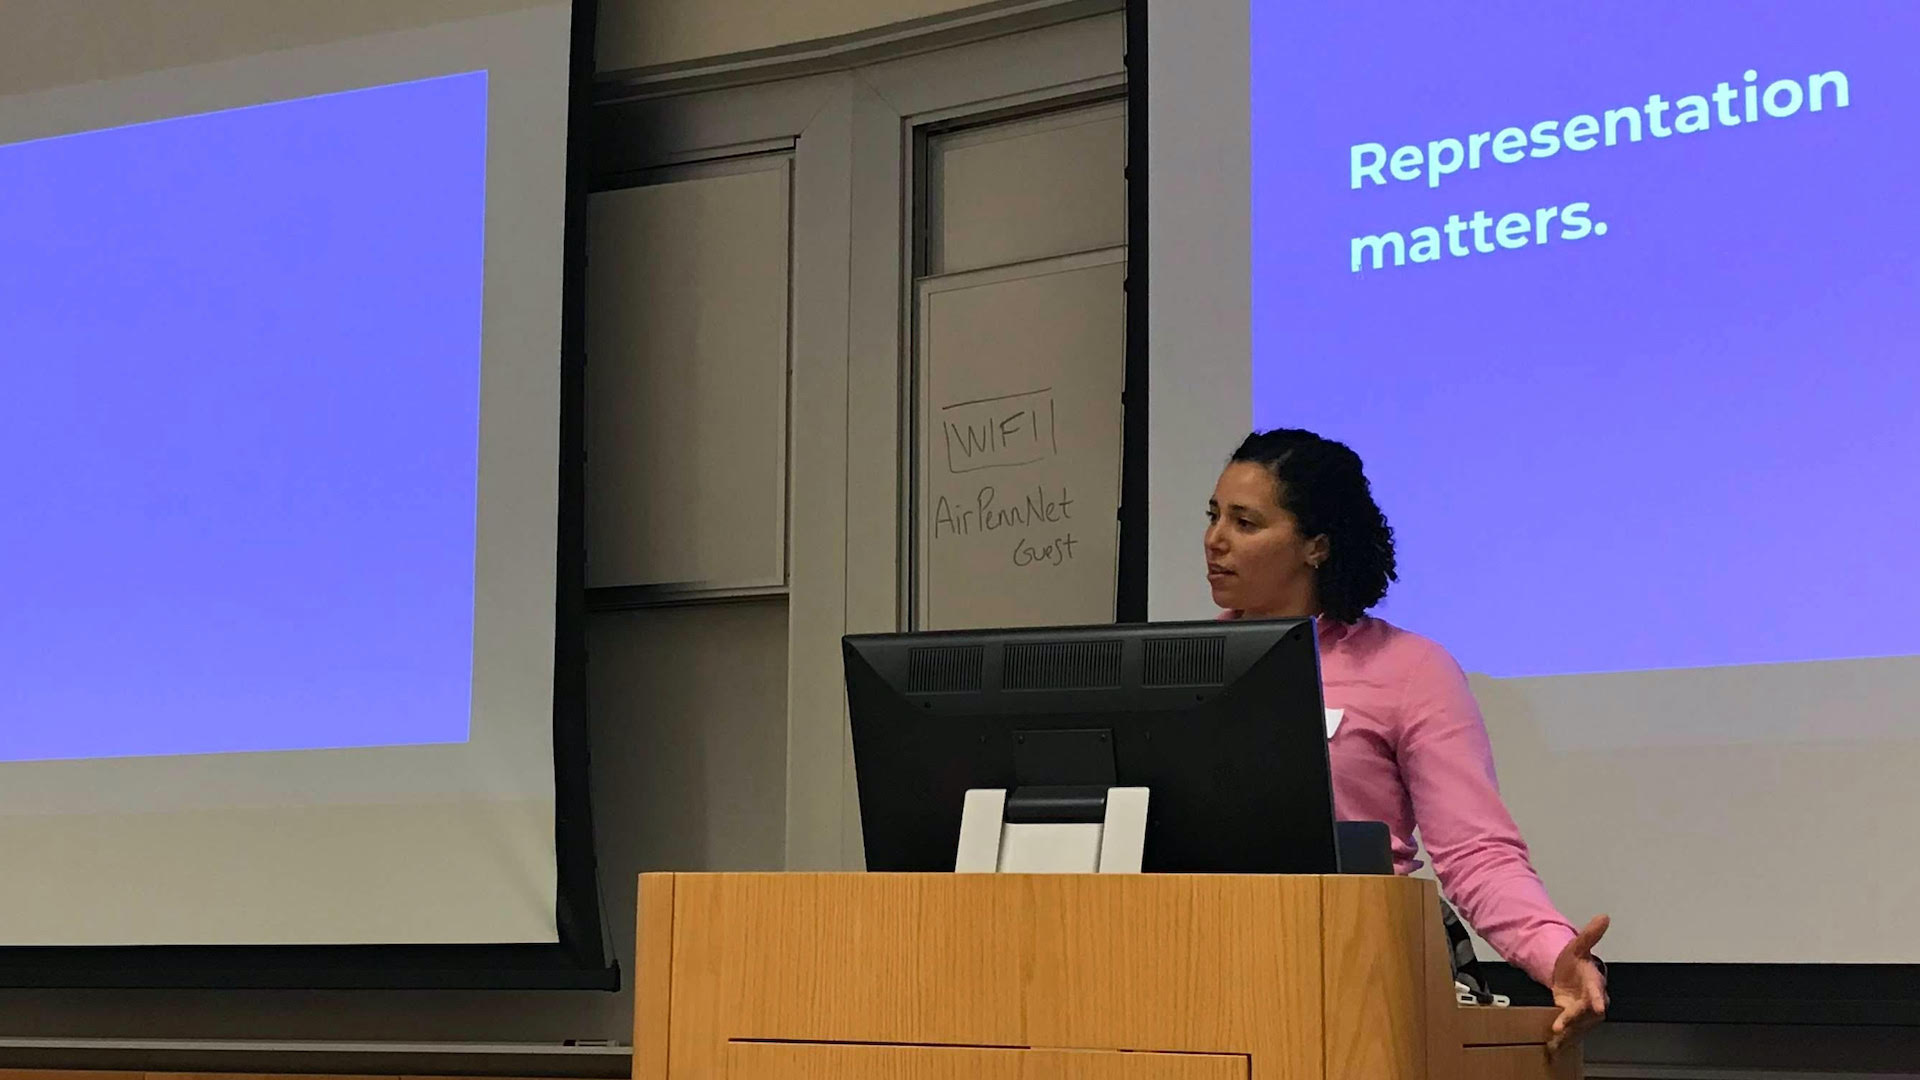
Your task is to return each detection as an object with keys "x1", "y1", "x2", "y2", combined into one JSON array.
[{"x1": 953, "y1": 786, "x2": 1150, "y2": 873}]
